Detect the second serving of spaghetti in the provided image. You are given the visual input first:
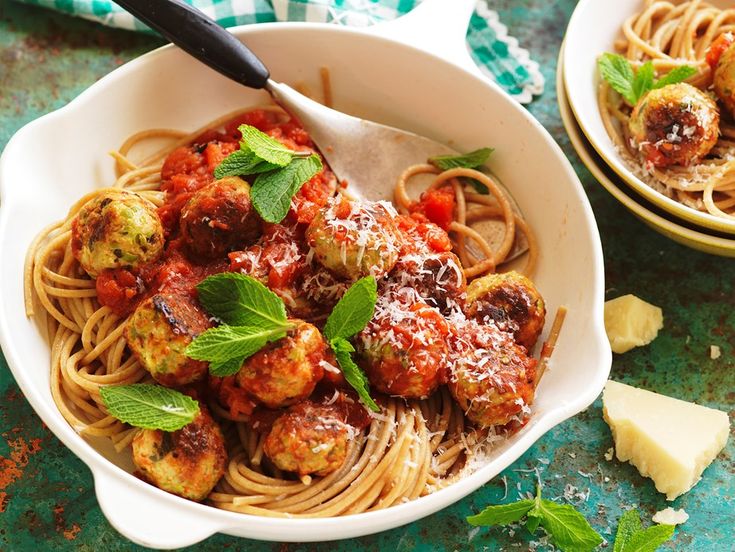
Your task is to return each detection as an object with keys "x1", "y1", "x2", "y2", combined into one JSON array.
[{"x1": 25, "y1": 104, "x2": 561, "y2": 517}]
